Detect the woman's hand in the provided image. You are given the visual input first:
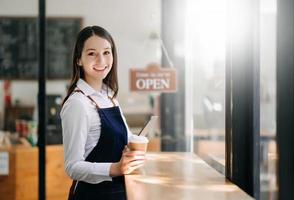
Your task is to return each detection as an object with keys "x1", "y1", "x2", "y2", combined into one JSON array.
[{"x1": 110, "y1": 146, "x2": 146, "y2": 177}]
